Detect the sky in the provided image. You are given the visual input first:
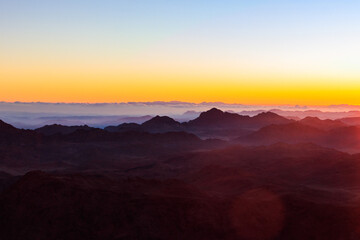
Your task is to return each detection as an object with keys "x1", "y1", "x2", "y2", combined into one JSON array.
[{"x1": 1, "y1": 0, "x2": 360, "y2": 105}]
